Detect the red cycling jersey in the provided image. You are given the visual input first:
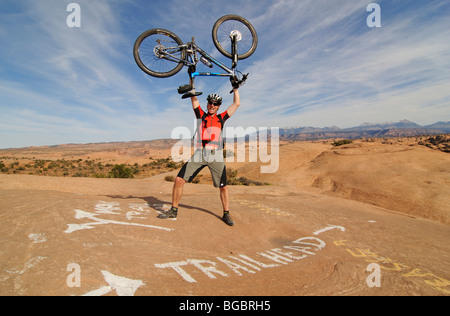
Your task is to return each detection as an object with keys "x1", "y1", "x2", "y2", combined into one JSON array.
[{"x1": 194, "y1": 106, "x2": 230, "y2": 149}]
